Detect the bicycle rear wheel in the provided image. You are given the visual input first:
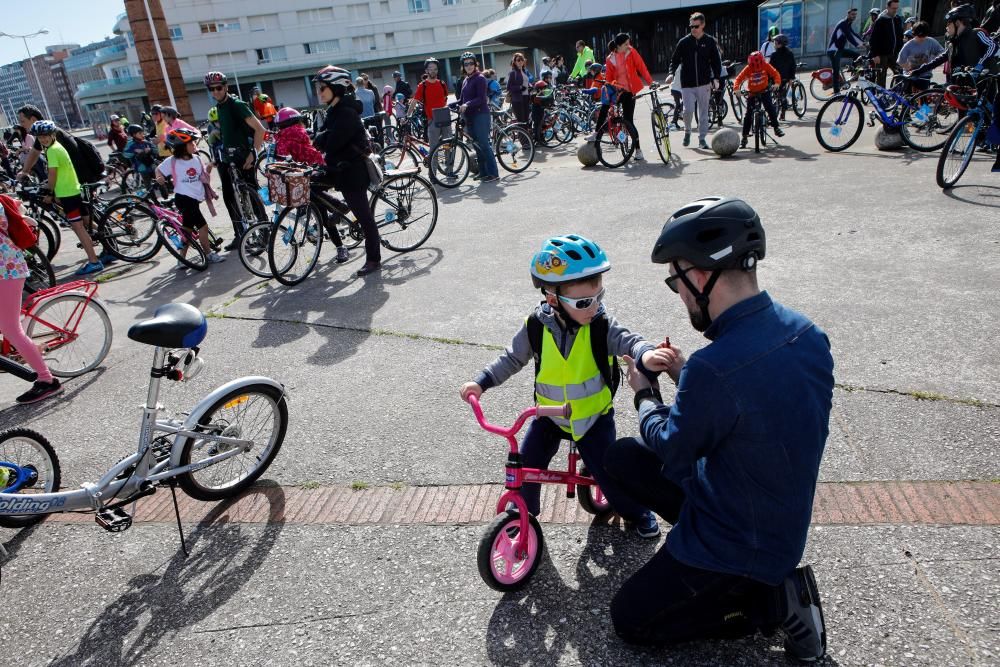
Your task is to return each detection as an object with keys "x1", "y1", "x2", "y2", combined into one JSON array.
[
  {"x1": 380, "y1": 142, "x2": 423, "y2": 172},
  {"x1": 791, "y1": 81, "x2": 808, "y2": 118},
  {"x1": 729, "y1": 88, "x2": 744, "y2": 122},
  {"x1": 157, "y1": 220, "x2": 207, "y2": 271},
  {"x1": 651, "y1": 108, "x2": 671, "y2": 164},
  {"x1": 815, "y1": 95, "x2": 864, "y2": 151},
  {"x1": 176, "y1": 383, "x2": 287, "y2": 501},
  {"x1": 35, "y1": 215, "x2": 61, "y2": 261},
  {"x1": 268, "y1": 203, "x2": 323, "y2": 286},
  {"x1": 936, "y1": 116, "x2": 980, "y2": 189},
  {"x1": 428, "y1": 139, "x2": 471, "y2": 188},
  {"x1": 494, "y1": 125, "x2": 534, "y2": 173},
  {"x1": 238, "y1": 221, "x2": 274, "y2": 278},
  {"x1": 371, "y1": 173, "x2": 438, "y2": 252},
  {"x1": 900, "y1": 89, "x2": 959, "y2": 152},
  {"x1": 25, "y1": 293, "x2": 113, "y2": 377},
  {"x1": 23, "y1": 248, "x2": 55, "y2": 294},
  {"x1": 595, "y1": 121, "x2": 634, "y2": 168},
  {"x1": 101, "y1": 200, "x2": 162, "y2": 262},
  {"x1": 237, "y1": 183, "x2": 267, "y2": 235},
  {"x1": 0, "y1": 428, "x2": 61, "y2": 528}
]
